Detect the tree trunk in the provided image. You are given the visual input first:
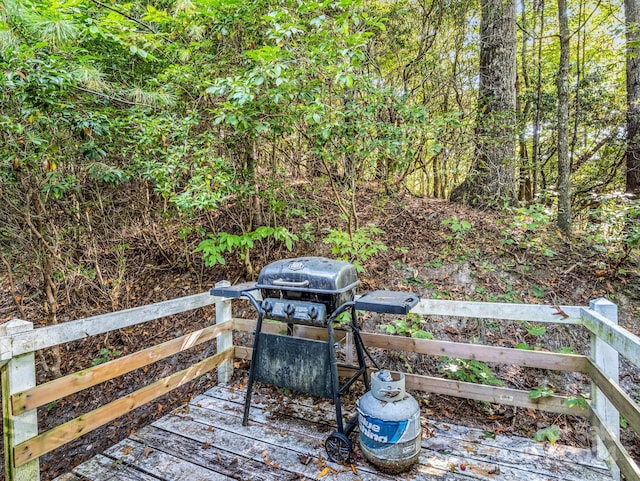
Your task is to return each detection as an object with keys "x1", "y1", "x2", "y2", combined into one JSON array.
[
  {"x1": 531, "y1": 0, "x2": 545, "y2": 199},
  {"x1": 626, "y1": 0, "x2": 640, "y2": 196},
  {"x1": 450, "y1": 0, "x2": 517, "y2": 207},
  {"x1": 557, "y1": 0, "x2": 571, "y2": 234},
  {"x1": 517, "y1": 0, "x2": 533, "y2": 202}
]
